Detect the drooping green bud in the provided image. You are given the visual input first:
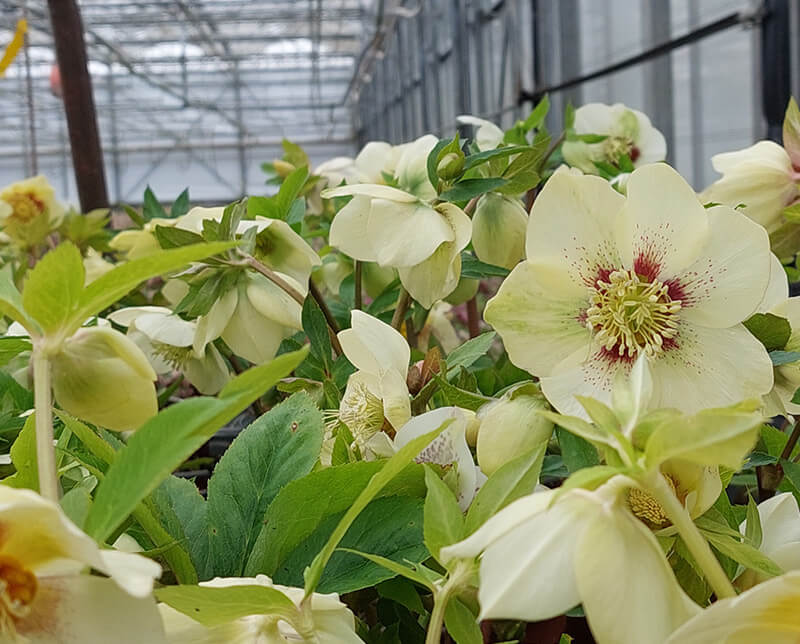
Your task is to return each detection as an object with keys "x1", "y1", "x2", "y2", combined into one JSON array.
[
  {"x1": 476, "y1": 383, "x2": 554, "y2": 475},
  {"x1": 444, "y1": 276, "x2": 479, "y2": 305},
  {"x1": 471, "y1": 193, "x2": 528, "y2": 270},
  {"x1": 50, "y1": 326, "x2": 158, "y2": 432},
  {"x1": 273, "y1": 159, "x2": 296, "y2": 178},
  {"x1": 437, "y1": 152, "x2": 465, "y2": 181}
]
